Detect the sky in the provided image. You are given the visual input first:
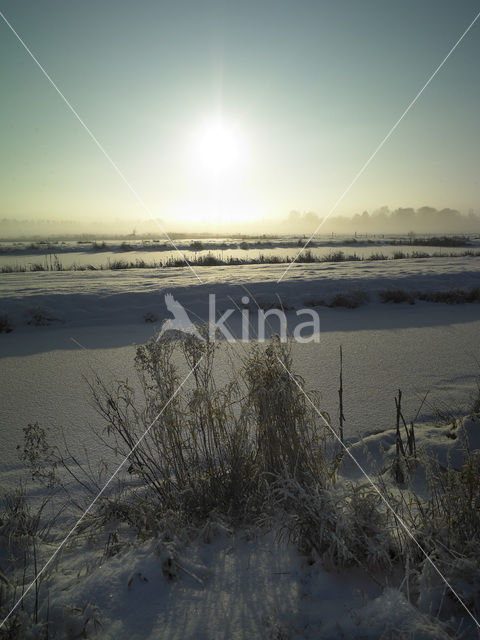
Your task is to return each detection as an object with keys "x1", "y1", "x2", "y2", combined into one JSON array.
[{"x1": 0, "y1": 0, "x2": 479, "y2": 232}]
